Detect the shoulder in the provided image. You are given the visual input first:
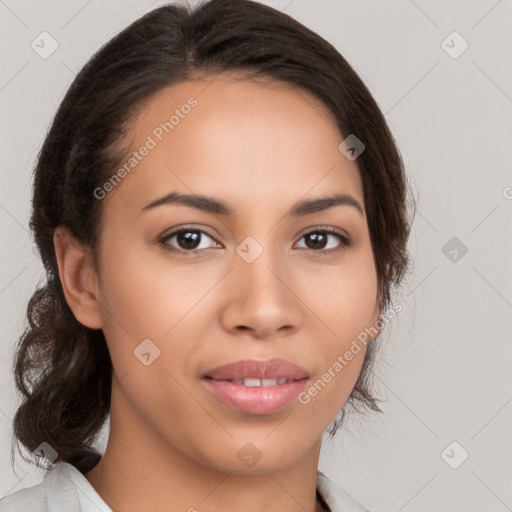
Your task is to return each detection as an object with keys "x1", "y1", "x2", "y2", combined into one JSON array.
[
  {"x1": 316, "y1": 471, "x2": 370, "y2": 512},
  {"x1": 0, "y1": 478, "x2": 47, "y2": 512},
  {"x1": 0, "y1": 462, "x2": 110, "y2": 512}
]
